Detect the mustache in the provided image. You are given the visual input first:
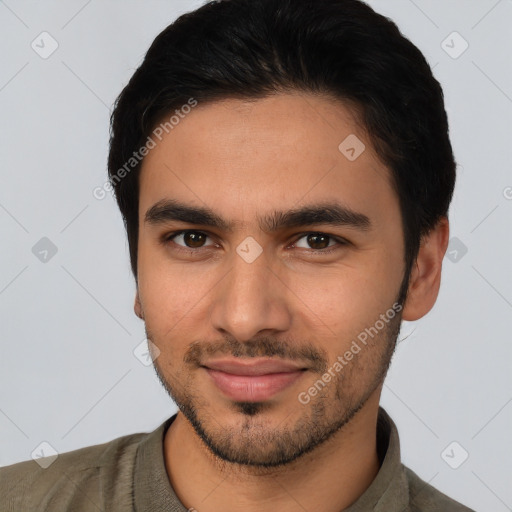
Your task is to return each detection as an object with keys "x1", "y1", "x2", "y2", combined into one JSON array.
[{"x1": 184, "y1": 336, "x2": 329, "y2": 374}]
